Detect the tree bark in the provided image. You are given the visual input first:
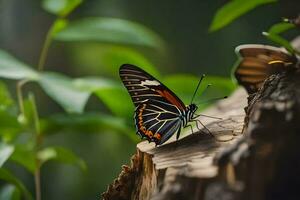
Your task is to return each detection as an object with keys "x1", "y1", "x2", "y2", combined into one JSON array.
[{"x1": 102, "y1": 38, "x2": 300, "y2": 200}]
